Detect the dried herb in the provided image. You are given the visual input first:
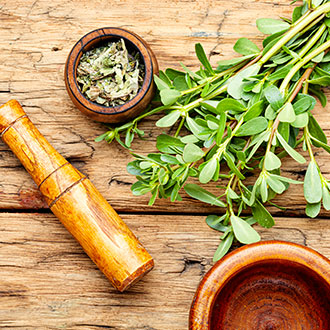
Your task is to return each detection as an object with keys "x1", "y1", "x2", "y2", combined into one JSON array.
[
  {"x1": 97, "y1": 1, "x2": 330, "y2": 261},
  {"x1": 77, "y1": 38, "x2": 145, "y2": 107}
]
